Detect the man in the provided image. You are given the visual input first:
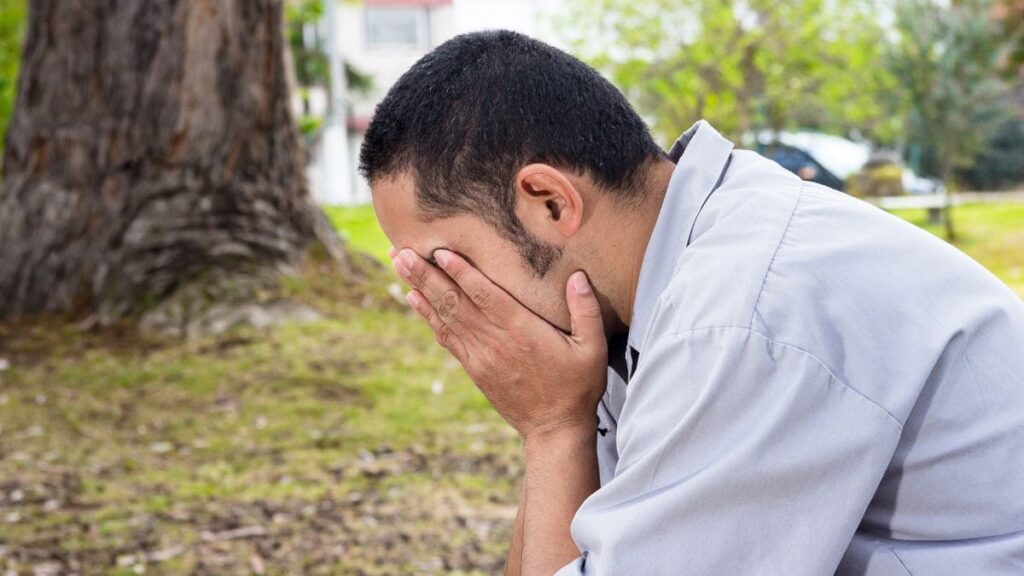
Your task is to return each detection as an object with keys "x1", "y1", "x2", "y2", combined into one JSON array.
[{"x1": 360, "y1": 30, "x2": 1024, "y2": 575}]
